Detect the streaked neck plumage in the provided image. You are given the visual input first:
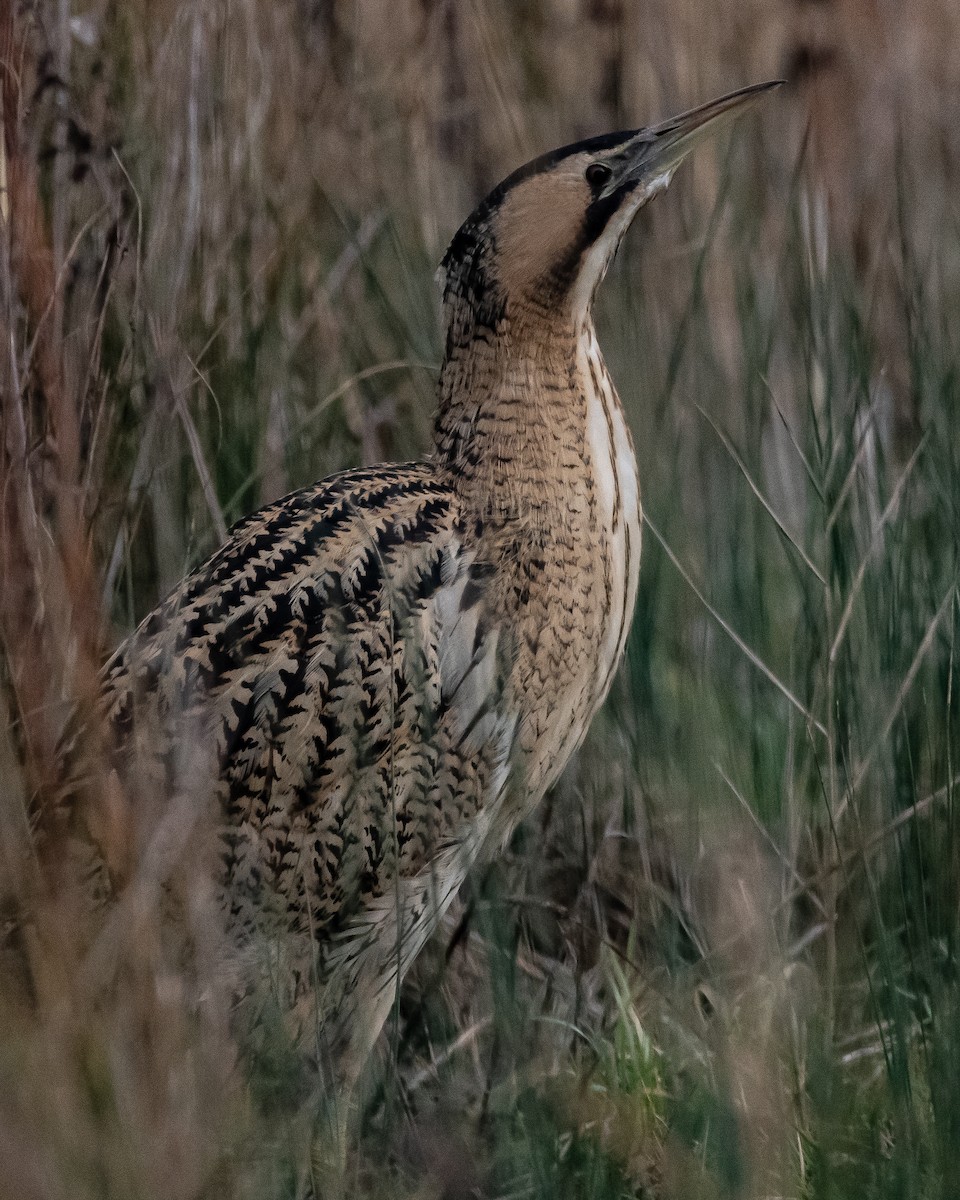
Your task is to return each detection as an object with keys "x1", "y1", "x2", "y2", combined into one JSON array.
[
  {"x1": 431, "y1": 225, "x2": 643, "y2": 792},
  {"x1": 431, "y1": 204, "x2": 634, "y2": 530}
]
